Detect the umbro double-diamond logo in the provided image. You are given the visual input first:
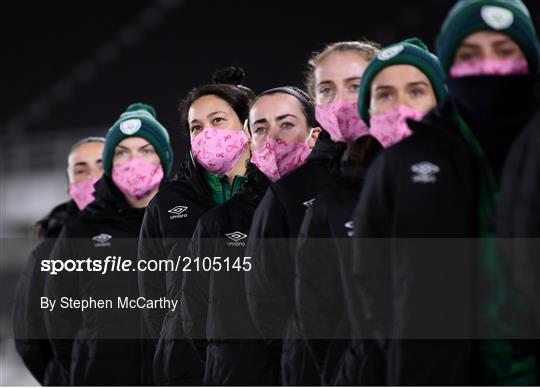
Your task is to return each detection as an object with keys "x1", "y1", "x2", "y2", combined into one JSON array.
[
  {"x1": 93, "y1": 233, "x2": 112, "y2": 247},
  {"x1": 225, "y1": 231, "x2": 247, "y2": 247},
  {"x1": 168, "y1": 206, "x2": 188, "y2": 219}
]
